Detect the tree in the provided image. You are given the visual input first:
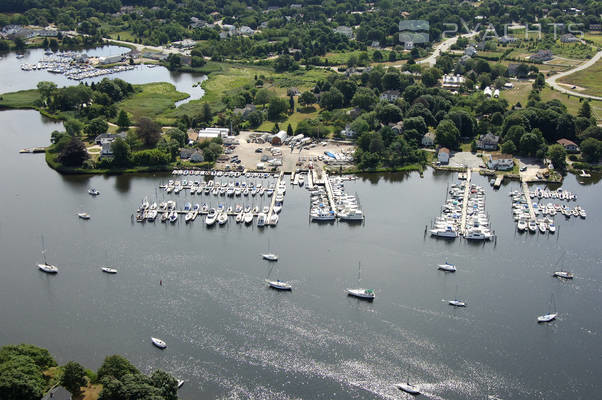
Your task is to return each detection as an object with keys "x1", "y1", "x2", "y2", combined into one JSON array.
[
  {"x1": 435, "y1": 119, "x2": 460, "y2": 149},
  {"x1": 0, "y1": 356, "x2": 45, "y2": 400},
  {"x1": 201, "y1": 103, "x2": 212, "y2": 123},
  {"x1": 421, "y1": 67, "x2": 442, "y2": 87},
  {"x1": 166, "y1": 128, "x2": 187, "y2": 147},
  {"x1": 37, "y1": 81, "x2": 57, "y2": 105},
  {"x1": 369, "y1": 132, "x2": 385, "y2": 154},
  {"x1": 61, "y1": 361, "x2": 87, "y2": 395},
  {"x1": 150, "y1": 370, "x2": 178, "y2": 400},
  {"x1": 519, "y1": 132, "x2": 542, "y2": 156},
  {"x1": 287, "y1": 123, "x2": 293, "y2": 136},
  {"x1": 289, "y1": 94, "x2": 295, "y2": 113},
  {"x1": 578, "y1": 101, "x2": 591, "y2": 119},
  {"x1": 351, "y1": 87, "x2": 377, "y2": 111},
  {"x1": 58, "y1": 137, "x2": 89, "y2": 167},
  {"x1": 533, "y1": 73, "x2": 545, "y2": 89},
  {"x1": 547, "y1": 144, "x2": 567, "y2": 173},
  {"x1": 319, "y1": 88, "x2": 344, "y2": 111},
  {"x1": 580, "y1": 138, "x2": 601, "y2": 163},
  {"x1": 97, "y1": 355, "x2": 139, "y2": 381},
  {"x1": 117, "y1": 110, "x2": 131, "y2": 130},
  {"x1": 267, "y1": 97, "x2": 288, "y2": 120},
  {"x1": 403, "y1": 116, "x2": 427, "y2": 135},
  {"x1": 298, "y1": 91, "x2": 316, "y2": 107},
  {"x1": 254, "y1": 88, "x2": 272, "y2": 107},
  {"x1": 64, "y1": 119, "x2": 84, "y2": 136},
  {"x1": 84, "y1": 118, "x2": 109, "y2": 137},
  {"x1": 136, "y1": 117, "x2": 162, "y2": 147},
  {"x1": 274, "y1": 54, "x2": 298, "y2": 72},
  {"x1": 501, "y1": 140, "x2": 517, "y2": 154},
  {"x1": 202, "y1": 142, "x2": 223, "y2": 162},
  {"x1": 111, "y1": 137, "x2": 131, "y2": 167},
  {"x1": 375, "y1": 103, "x2": 402, "y2": 124}
]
